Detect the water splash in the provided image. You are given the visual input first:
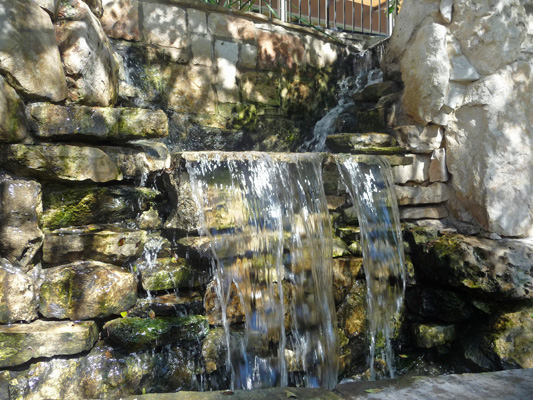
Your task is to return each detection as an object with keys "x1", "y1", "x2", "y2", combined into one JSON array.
[
  {"x1": 185, "y1": 152, "x2": 338, "y2": 390},
  {"x1": 336, "y1": 155, "x2": 405, "y2": 379}
]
